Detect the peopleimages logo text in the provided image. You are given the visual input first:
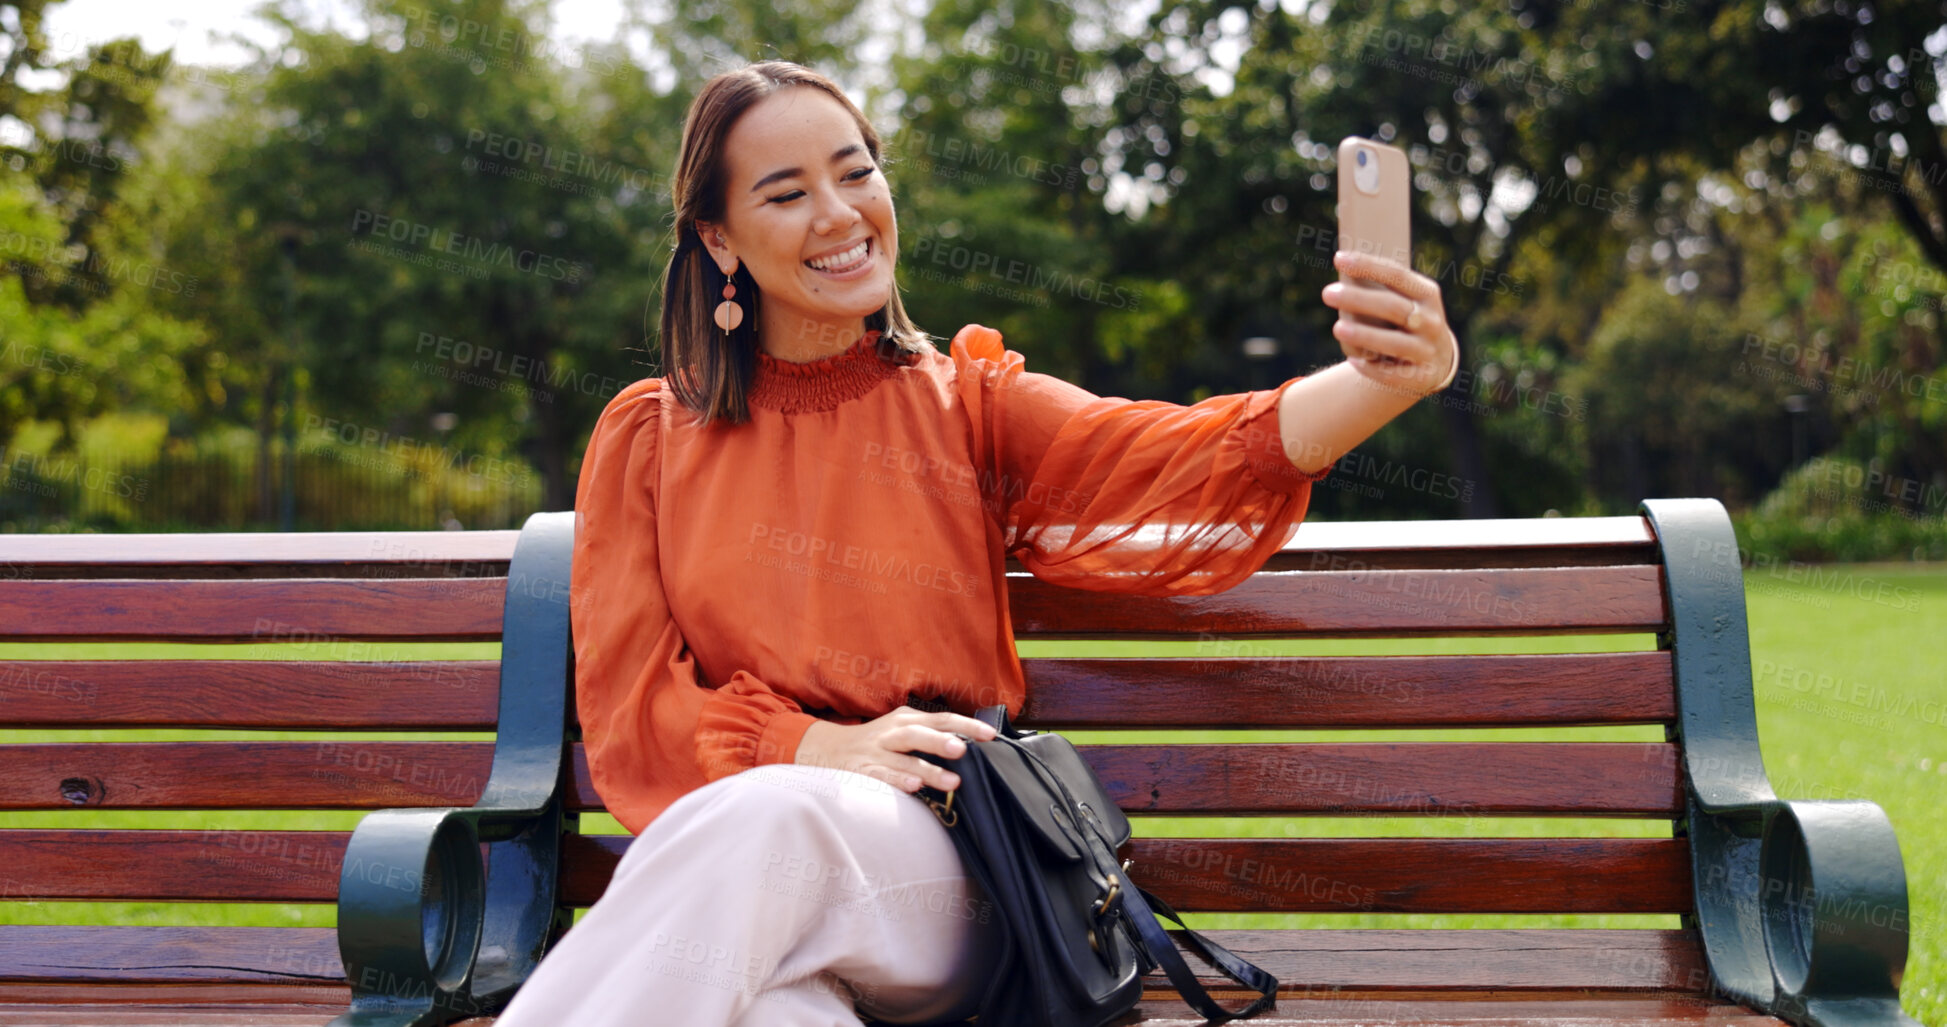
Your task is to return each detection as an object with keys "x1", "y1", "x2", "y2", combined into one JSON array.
[{"x1": 349, "y1": 209, "x2": 586, "y2": 282}]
